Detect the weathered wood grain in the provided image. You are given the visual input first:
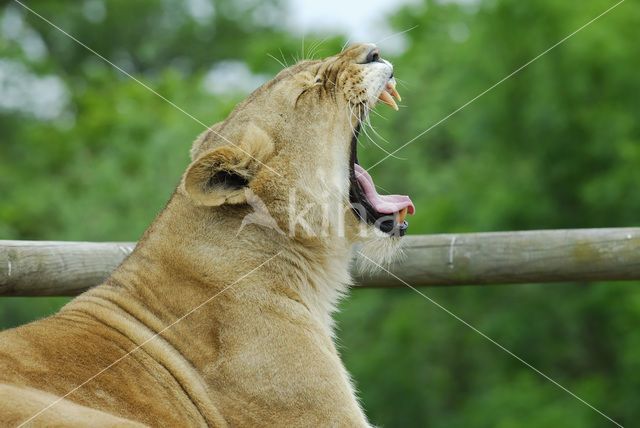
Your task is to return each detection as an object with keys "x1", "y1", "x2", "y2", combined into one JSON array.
[
  {"x1": 0, "y1": 241, "x2": 135, "y2": 296},
  {"x1": 355, "y1": 228, "x2": 640, "y2": 287},
  {"x1": 1, "y1": 228, "x2": 639, "y2": 296}
]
